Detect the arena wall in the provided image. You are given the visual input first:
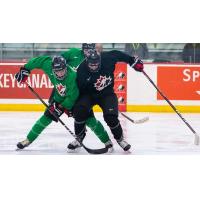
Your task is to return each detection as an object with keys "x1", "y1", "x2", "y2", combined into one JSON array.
[{"x1": 0, "y1": 63, "x2": 199, "y2": 112}]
